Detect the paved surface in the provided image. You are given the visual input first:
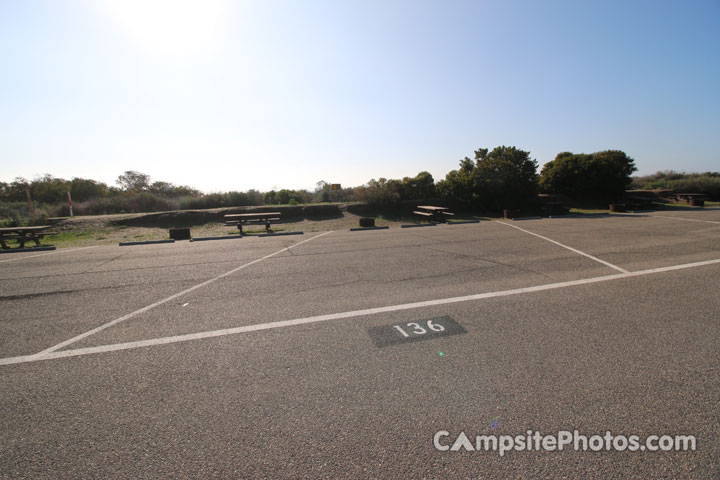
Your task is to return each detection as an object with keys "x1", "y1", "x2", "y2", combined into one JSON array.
[{"x1": 1, "y1": 211, "x2": 719, "y2": 479}]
